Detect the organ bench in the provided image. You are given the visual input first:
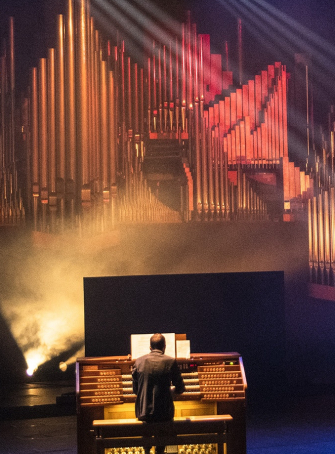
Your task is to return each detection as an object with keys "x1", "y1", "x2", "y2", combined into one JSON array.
[{"x1": 92, "y1": 415, "x2": 233, "y2": 454}]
